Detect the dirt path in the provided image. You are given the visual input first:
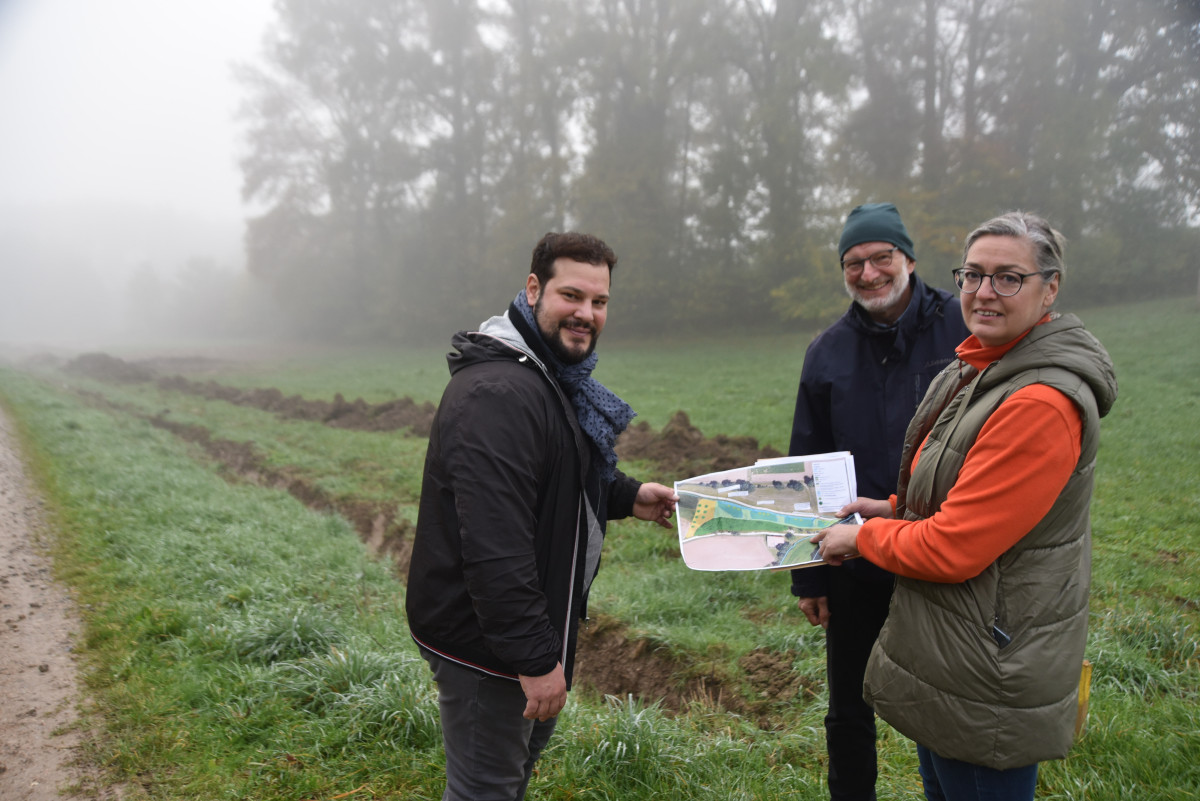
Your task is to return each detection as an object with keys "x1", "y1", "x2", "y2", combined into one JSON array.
[{"x1": 0, "y1": 404, "x2": 100, "y2": 799}]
